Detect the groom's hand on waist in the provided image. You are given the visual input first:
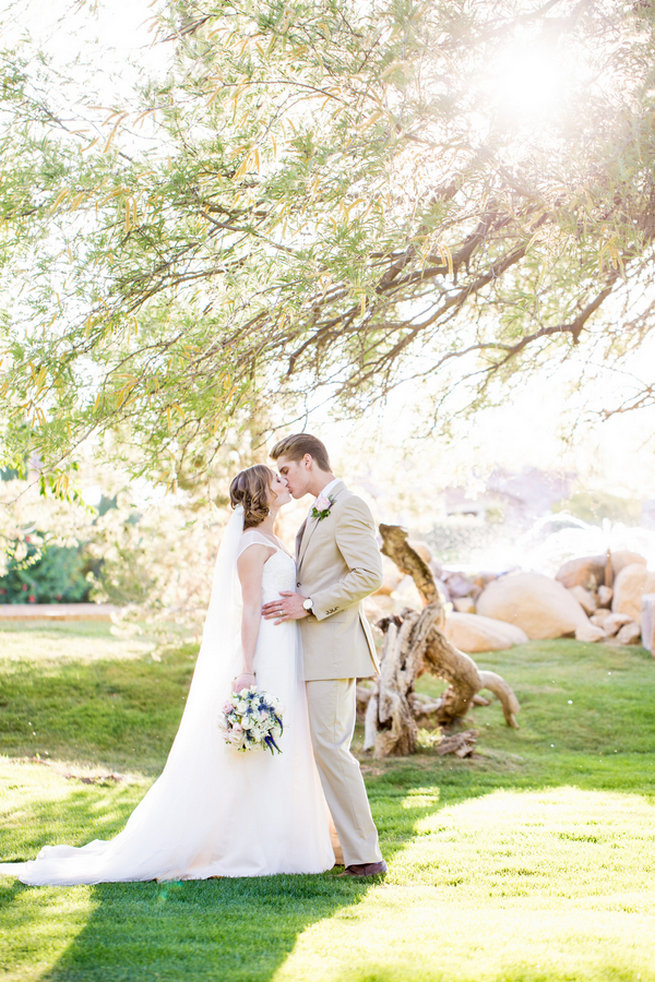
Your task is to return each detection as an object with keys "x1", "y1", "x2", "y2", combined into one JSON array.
[{"x1": 262, "y1": 591, "x2": 309, "y2": 624}]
